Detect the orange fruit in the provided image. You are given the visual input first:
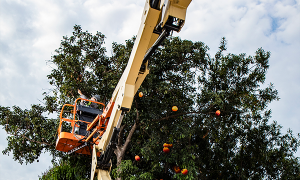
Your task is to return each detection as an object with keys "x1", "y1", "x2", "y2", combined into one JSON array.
[
  {"x1": 174, "y1": 166, "x2": 181, "y2": 173},
  {"x1": 139, "y1": 92, "x2": 143, "y2": 97},
  {"x1": 135, "y1": 155, "x2": 140, "y2": 161},
  {"x1": 215, "y1": 110, "x2": 221, "y2": 116},
  {"x1": 163, "y1": 147, "x2": 170, "y2": 153},
  {"x1": 163, "y1": 143, "x2": 173, "y2": 148},
  {"x1": 182, "y1": 169, "x2": 188, "y2": 175},
  {"x1": 172, "y1": 106, "x2": 178, "y2": 111}
]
